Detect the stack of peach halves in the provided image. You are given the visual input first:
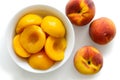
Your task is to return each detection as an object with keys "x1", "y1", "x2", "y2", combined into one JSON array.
[
  {"x1": 65, "y1": 0, "x2": 116, "y2": 75},
  {"x1": 13, "y1": 14, "x2": 67, "y2": 70}
]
